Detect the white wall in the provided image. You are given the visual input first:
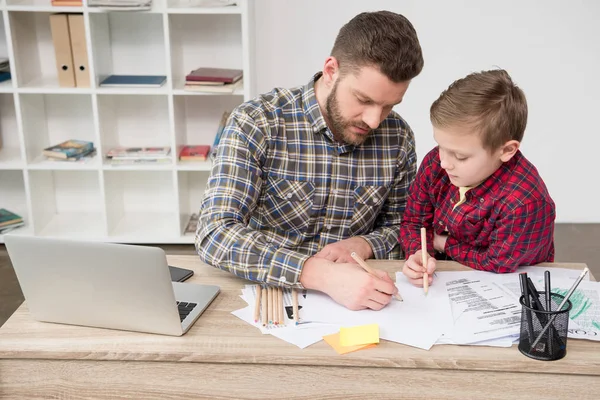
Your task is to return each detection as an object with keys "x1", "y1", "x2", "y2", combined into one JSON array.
[{"x1": 252, "y1": 0, "x2": 600, "y2": 223}]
